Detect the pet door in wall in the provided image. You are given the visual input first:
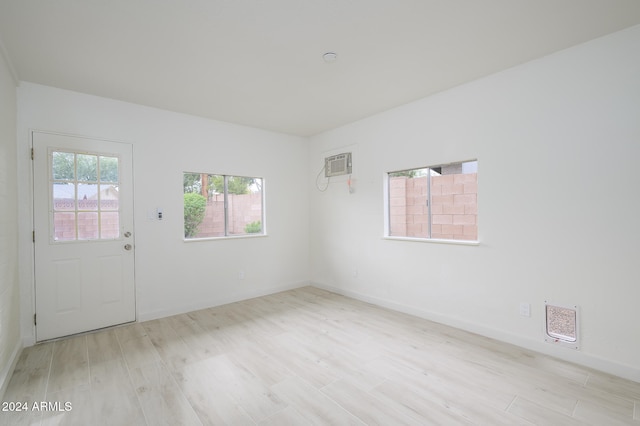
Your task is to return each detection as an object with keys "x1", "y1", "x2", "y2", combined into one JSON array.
[{"x1": 544, "y1": 302, "x2": 579, "y2": 349}]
